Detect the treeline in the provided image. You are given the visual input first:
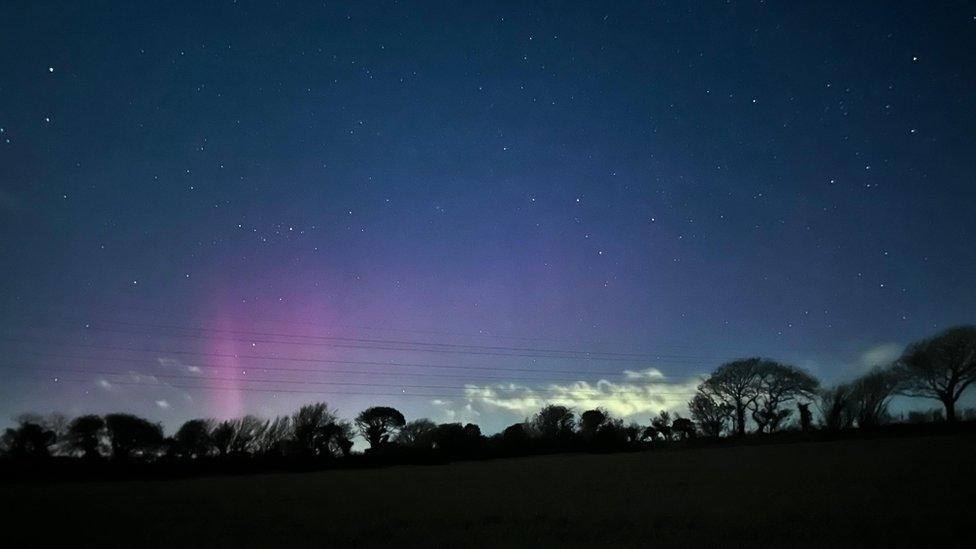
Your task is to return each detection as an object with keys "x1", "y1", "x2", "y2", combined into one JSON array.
[{"x1": 2, "y1": 325, "x2": 974, "y2": 472}]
